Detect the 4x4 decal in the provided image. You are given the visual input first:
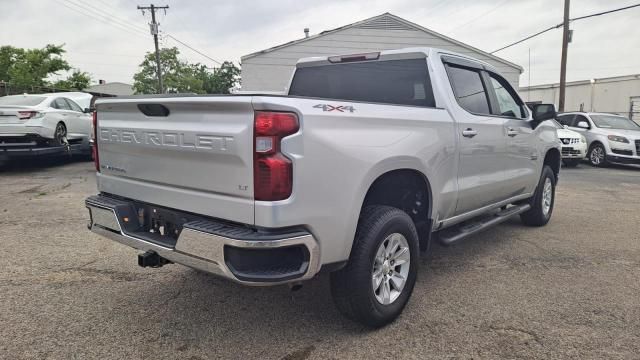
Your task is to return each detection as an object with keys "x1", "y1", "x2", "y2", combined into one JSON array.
[{"x1": 313, "y1": 104, "x2": 355, "y2": 113}]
